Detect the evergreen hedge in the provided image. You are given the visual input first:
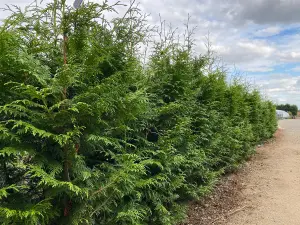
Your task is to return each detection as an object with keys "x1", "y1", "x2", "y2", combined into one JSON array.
[{"x1": 0, "y1": 1, "x2": 277, "y2": 224}]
